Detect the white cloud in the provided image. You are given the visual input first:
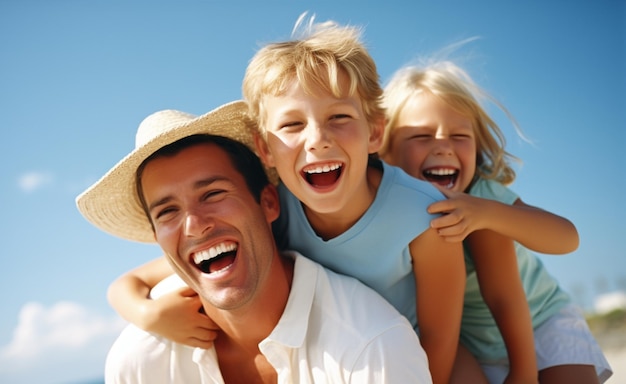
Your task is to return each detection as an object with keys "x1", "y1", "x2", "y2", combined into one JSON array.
[
  {"x1": 0, "y1": 301, "x2": 126, "y2": 368},
  {"x1": 17, "y1": 172, "x2": 54, "y2": 193}
]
